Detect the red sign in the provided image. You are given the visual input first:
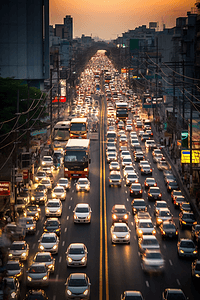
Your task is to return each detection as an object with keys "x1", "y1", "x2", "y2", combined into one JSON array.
[
  {"x1": 52, "y1": 96, "x2": 66, "y2": 103},
  {"x1": 23, "y1": 170, "x2": 29, "y2": 180},
  {"x1": 0, "y1": 181, "x2": 10, "y2": 196}
]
